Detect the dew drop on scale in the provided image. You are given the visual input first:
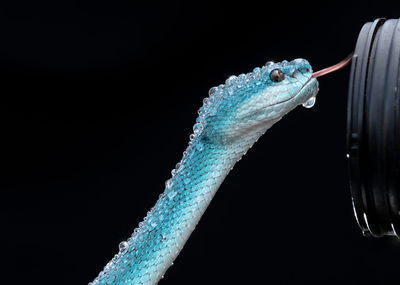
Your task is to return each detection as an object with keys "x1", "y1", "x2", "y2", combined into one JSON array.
[
  {"x1": 119, "y1": 241, "x2": 128, "y2": 251},
  {"x1": 302, "y1": 96, "x2": 316, "y2": 108},
  {"x1": 208, "y1": 87, "x2": 217, "y2": 96},
  {"x1": 225, "y1": 75, "x2": 237, "y2": 85}
]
